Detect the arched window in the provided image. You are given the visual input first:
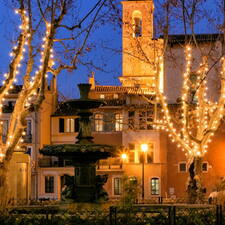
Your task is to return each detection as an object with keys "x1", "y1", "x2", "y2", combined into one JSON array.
[{"x1": 132, "y1": 11, "x2": 142, "y2": 38}]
